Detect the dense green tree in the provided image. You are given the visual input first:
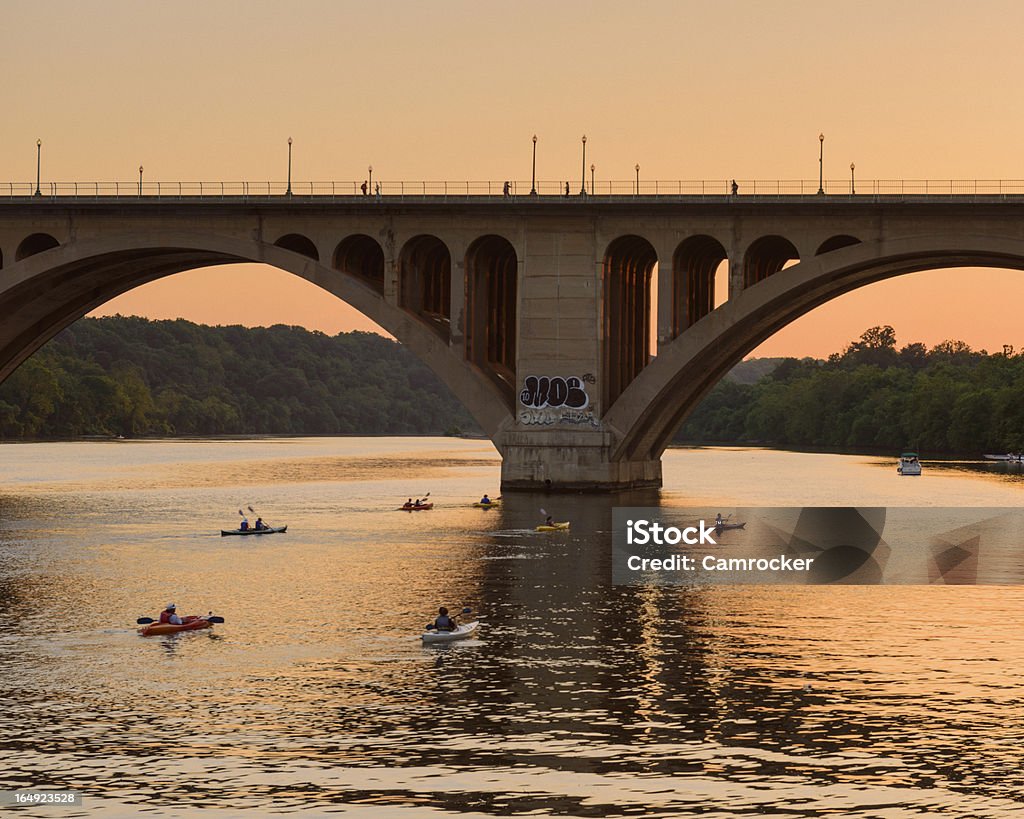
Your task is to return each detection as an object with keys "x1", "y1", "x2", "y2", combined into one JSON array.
[
  {"x1": 678, "y1": 327, "x2": 1024, "y2": 456},
  {"x1": 0, "y1": 317, "x2": 479, "y2": 439}
]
